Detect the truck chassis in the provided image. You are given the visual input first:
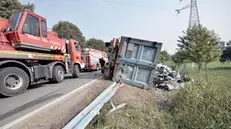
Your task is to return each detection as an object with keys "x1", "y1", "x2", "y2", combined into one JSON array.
[{"x1": 0, "y1": 50, "x2": 80, "y2": 96}]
